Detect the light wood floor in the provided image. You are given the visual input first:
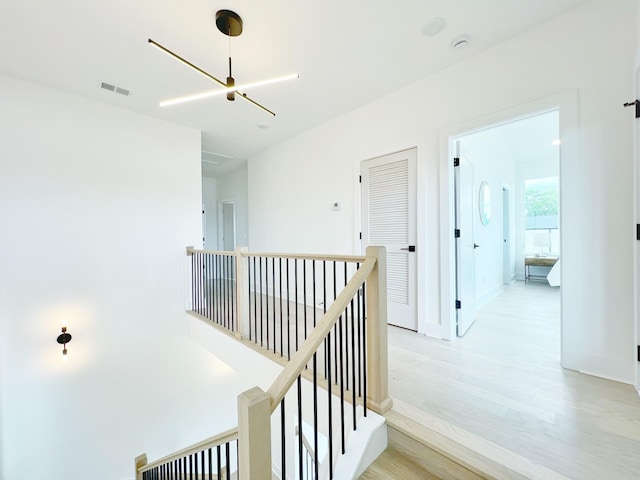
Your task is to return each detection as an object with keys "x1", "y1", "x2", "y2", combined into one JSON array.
[{"x1": 387, "y1": 281, "x2": 640, "y2": 480}]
